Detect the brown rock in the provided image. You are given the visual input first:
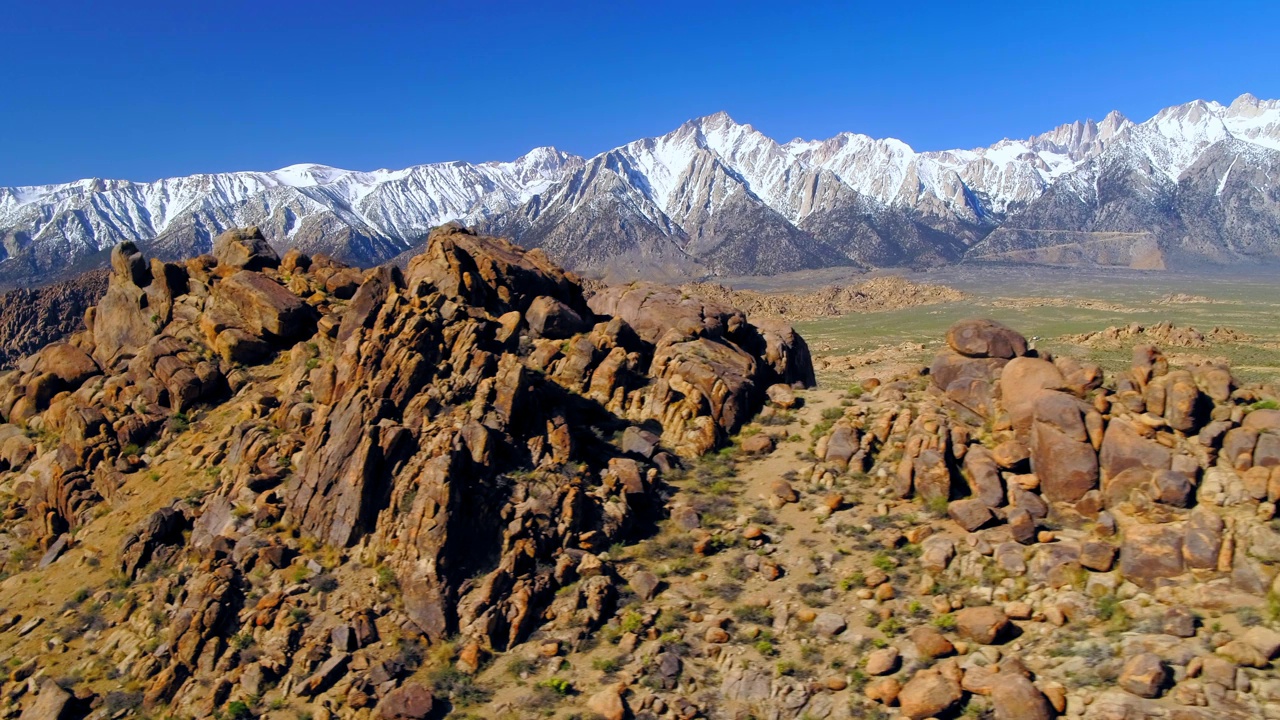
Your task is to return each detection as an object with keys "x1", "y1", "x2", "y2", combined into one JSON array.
[
  {"x1": 1080, "y1": 542, "x2": 1117, "y2": 572},
  {"x1": 1152, "y1": 469, "x2": 1194, "y2": 507},
  {"x1": 1222, "y1": 427, "x2": 1259, "y2": 469},
  {"x1": 740, "y1": 434, "x2": 775, "y2": 455},
  {"x1": 992, "y1": 440, "x2": 1031, "y2": 470},
  {"x1": 324, "y1": 268, "x2": 363, "y2": 299},
  {"x1": 585, "y1": 684, "x2": 627, "y2": 720},
  {"x1": 990, "y1": 672, "x2": 1054, "y2": 720},
  {"x1": 866, "y1": 647, "x2": 900, "y2": 675},
  {"x1": 35, "y1": 342, "x2": 99, "y2": 388},
  {"x1": 865, "y1": 677, "x2": 901, "y2": 705},
  {"x1": 824, "y1": 423, "x2": 859, "y2": 468},
  {"x1": 1008, "y1": 507, "x2": 1037, "y2": 544},
  {"x1": 1242, "y1": 626, "x2": 1280, "y2": 659},
  {"x1": 629, "y1": 570, "x2": 661, "y2": 601},
  {"x1": 1182, "y1": 508, "x2": 1223, "y2": 570},
  {"x1": 948, "y1": 498, "x2": 995, "y2": 532},
  {"x1": 961, "y1": 665, "x2": 998, "y2": 695},
  {"x1": 1162, "y1": 607, "x2": 1197, "y2": 638},
  {"x1": 1001, "y1": 357, "x2": 1066, "y2": 432},
  {"x1": 1030, "y1": 391, "x2": 1099, "y2": 503},
  {"x1": 909, "y1": 625, "x2": 955, "y2": 659},
  {"x1": 93, "y1": 250, "x2": 161, "y2": 365},
  {"x1": 1120, "y1": 523, "x2": 1185, "y2": 589},
  {"x1": 914, "y1": 448, "x2": 953, "y2": 504},
  {"x1": 766, "y1": 383, "x2": 798, "y2": 408},
  {"x1": 963, "y1": 445, "x2": 1006, "y2": 507},
  {"x1": 526, "y1": 295, "x2": 589, "y2": 339},
  {"x1": 1119, "y1": 653, "x2": 1167, "y2": 698},
  {"x1": 214, "y1": 327, "x2": 270, "y2": 364},
  {"x1": 1100, "y1": 418, "x2": 1173, "y2": 482},
  {"x1": 18, "y1": 680, "x2": 71, "y2": 720},
  {"x1": 377, "y1": 683, "x2": 435, "y2": 719},
  {"x1": 898, "y1": 668, "x2": 963, "y2": 720},
  {"x1": 947, "y1": 318, "x2": 1028, "y2": 359},
  {"x1": 1217, "y1": 639, "x2": 1270, "y2": 668},
  {"x1": 299, "y1": 653, "x2": 350, "y2": 696},
  {"x1": 1244, "y1": 408, "x2": 1280, "y2": 432},
  {"x1": 211, "y1": 271, "x2": 314, "y2": 339},
  {"x1": 955, "y1": 606, "x2": 1010, "y2": 645},
  {"x1": 212, "y1": 226, "x2": 280, "y2": 270},
  {"x1": 771, "y1": 479, "x2": 799, "y2": 503}
]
